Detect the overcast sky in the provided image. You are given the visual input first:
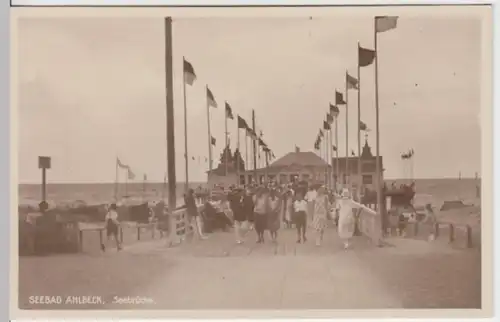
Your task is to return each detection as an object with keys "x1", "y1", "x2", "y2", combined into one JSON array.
[{"x1": 17, "y1": 14, "x2": 483, "y2": 183}]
